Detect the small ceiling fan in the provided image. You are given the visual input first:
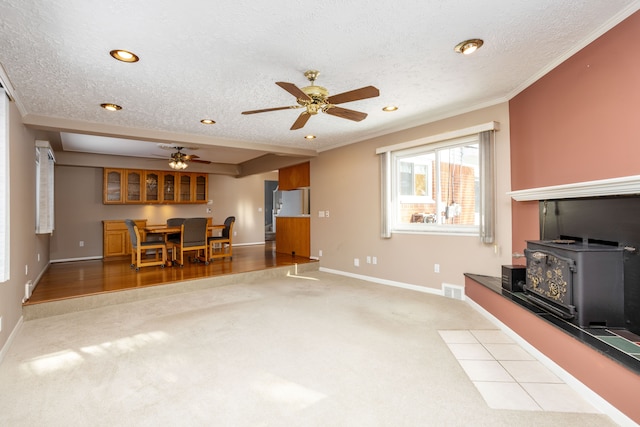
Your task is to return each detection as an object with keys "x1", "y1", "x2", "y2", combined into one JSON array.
[
  {"x1": 159, "y1": 145, "x2": 212, "y2": 170},
  {"x1": 241, "y1": 70, "x2": 380, "y2": 130}
]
